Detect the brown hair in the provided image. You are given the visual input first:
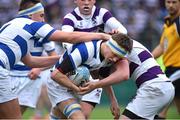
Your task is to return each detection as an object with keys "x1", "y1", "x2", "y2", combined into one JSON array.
[
  {"x1": 19, "y1": 0, "x2": 41, "y2": 11},
  {"x1": 111, "y1": 33, "x2": 133, "y2": 53}
]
